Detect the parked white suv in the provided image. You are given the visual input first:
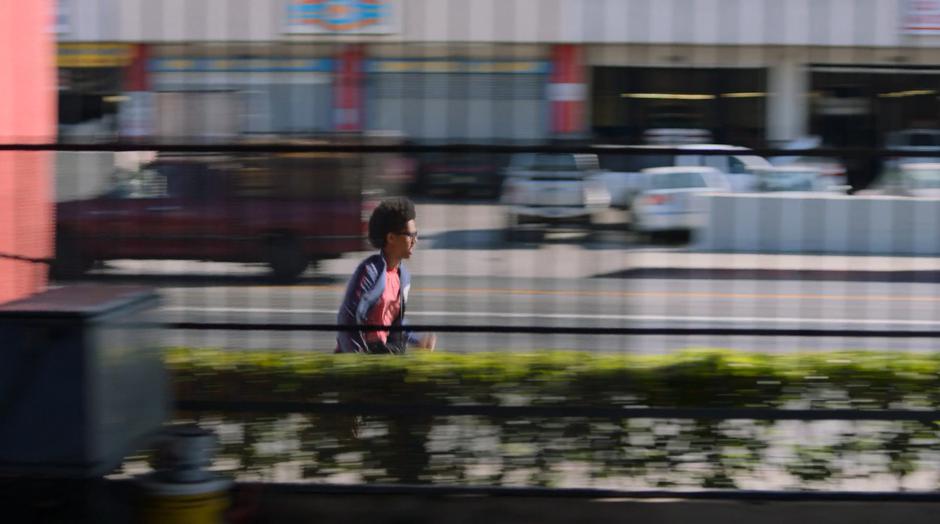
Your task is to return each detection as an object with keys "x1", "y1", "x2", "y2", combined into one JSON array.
[
  {"x1": 597, "y1": 144, "x2": 772, "y2": 208},
  {"x1": 882, "y1": 129, "x2": 940, "y2": 181},
  {"x1": 501, "y1": 153, "x2": 610, "y2": 238}
]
